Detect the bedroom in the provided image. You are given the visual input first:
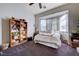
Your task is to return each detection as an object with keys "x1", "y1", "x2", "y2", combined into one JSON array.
[{"x1": 0, "y1": 3, "x2": 79, "y2": 56}]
